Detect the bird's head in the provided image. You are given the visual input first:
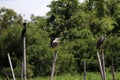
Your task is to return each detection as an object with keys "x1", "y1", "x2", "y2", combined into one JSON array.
[
  {"x1": 53, "y1": 37, "x2": 60, "y2": 43},
  {"x1": 103, "y1": 35, "x2": 107, "y2": 40},
  {"x1": 23, "y1": 22, "x2": 26, "y2": 27}
]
